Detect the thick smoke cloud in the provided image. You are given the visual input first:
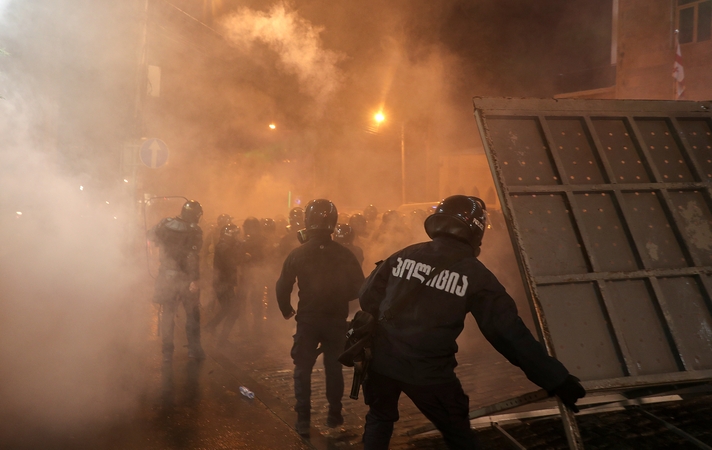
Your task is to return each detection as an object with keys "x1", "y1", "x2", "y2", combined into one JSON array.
[
  {"x1": 221, "y1": 2, "x2": 343, "y2": 117},
  {"x1": 0, "y1": 0, "x2": 149, "y2": 439}
]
